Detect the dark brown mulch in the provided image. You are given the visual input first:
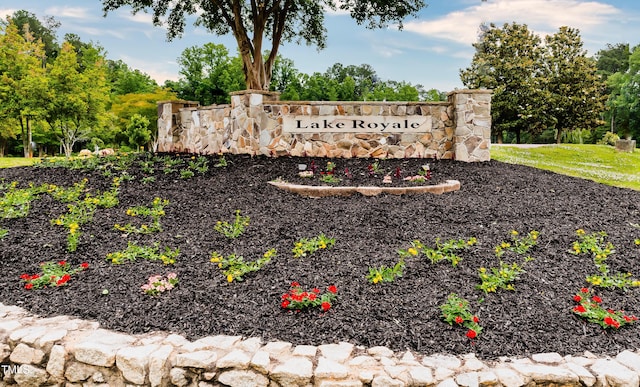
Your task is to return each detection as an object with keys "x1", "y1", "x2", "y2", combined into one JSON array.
[{"x1": 0, "y1": 153, "x2": 639, "y2": 360}]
